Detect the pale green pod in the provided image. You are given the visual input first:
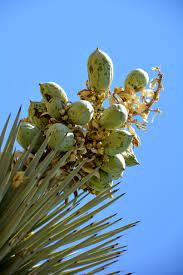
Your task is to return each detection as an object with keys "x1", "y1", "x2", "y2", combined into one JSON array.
[
  {"x1": 28, "y1": 101, "x2": 49, "y2": 130},
  {"x1": 124, "y1": 68, "x2": 149, "y2": 91},
  {"x1": 99, "y1": 104, "x2": 128, "y2": 129},
  {"x1": 122, "y1": 147, "x2": 139, "y2": 167},
  {"x1": 97, "y1": 154, "x2": 126, "y2": 180},
  {"x1": 87, "y1": 48, "x2": 113, "y2": 93},
  {"x1": 67, "y1": 100, "x2": 94, "y2": 125},
  {"x1": 17, "y1": 121, "x2": 45, "y2": 153},
  {"x1": 46, "y1": 97, "x2": 64, "y2": 120},
  {"x1": 88, "y1": 170, "x2": 113, "y2": 193},
  {"x1": 46, "y1": 123, "x2": 74, "y2": 152},
  {"x1": 103, "y1": 129, "x2": 133, "y2": 156},
  {"x1": 39, "y1": 82, "x2": 68, "y2": 103}
]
